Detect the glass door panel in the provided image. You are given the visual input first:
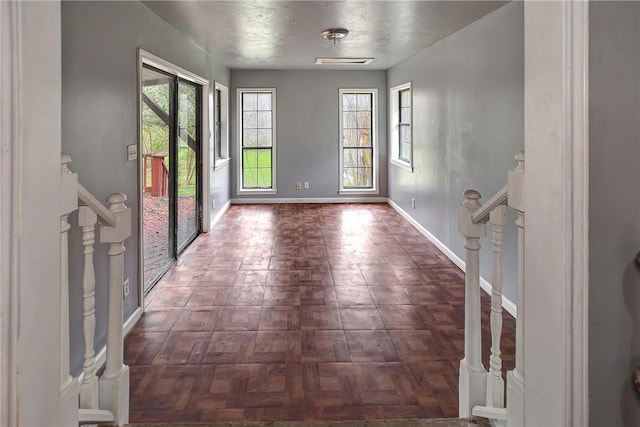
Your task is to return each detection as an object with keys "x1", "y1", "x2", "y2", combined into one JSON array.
[
  {"x1": 141, "y1": 65, "x2": 175, "y2": 293},
  {"x1": 176, "y1": 79, "x2": 200, "y2": 252}
]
